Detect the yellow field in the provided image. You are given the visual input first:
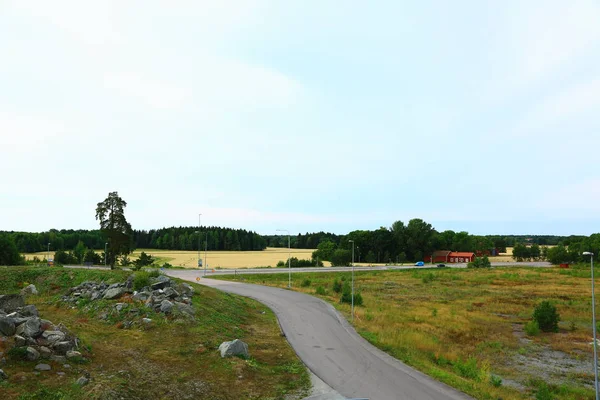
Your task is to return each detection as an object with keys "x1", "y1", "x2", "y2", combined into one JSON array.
[{"x1": 23, "y1": 247, "x2": 321, "y2": 268}]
